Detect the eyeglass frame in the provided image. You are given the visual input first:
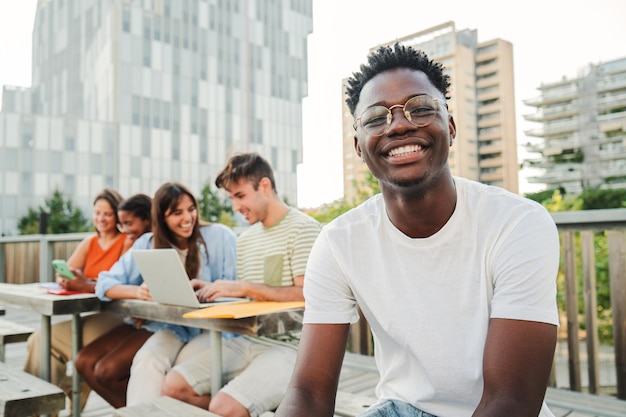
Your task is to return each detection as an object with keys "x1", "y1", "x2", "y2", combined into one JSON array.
[{"x1": 353, "y1": 95, "x2": 448, "y2": 137}]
